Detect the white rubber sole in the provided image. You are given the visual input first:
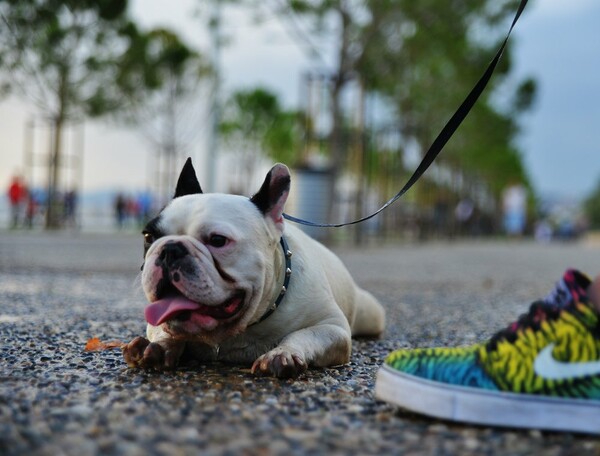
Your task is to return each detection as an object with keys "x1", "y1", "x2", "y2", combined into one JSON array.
[{"x1": 375, "y1": 364, "x2": 600, "y2": 434}]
